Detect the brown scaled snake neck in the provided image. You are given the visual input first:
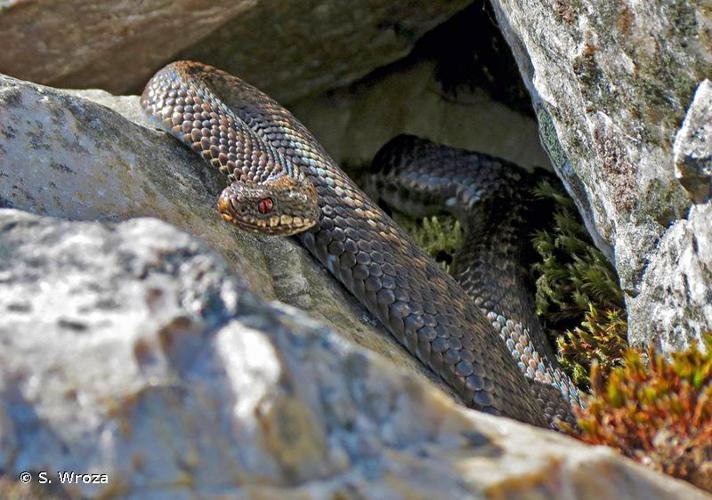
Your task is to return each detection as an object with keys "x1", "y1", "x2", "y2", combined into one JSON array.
[{"x1": 141, "y1": 61, "x2": 582, "y2": 430}]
